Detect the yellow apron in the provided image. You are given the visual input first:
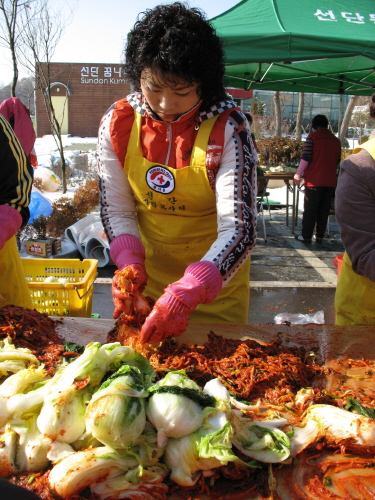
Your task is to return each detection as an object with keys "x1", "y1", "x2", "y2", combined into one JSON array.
[
  {"x1": 124, "y1": 112, "x2": 250, "y2": 323},
  {"x1": 0, "y1": 235, "x2": 32, "y2": 309},
  {"x1": 335, "y1": 138, "x2": 375, "y2": 325},
  {"x1": 335, "y1": 252, "x2": 375, "y2": 325}
]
